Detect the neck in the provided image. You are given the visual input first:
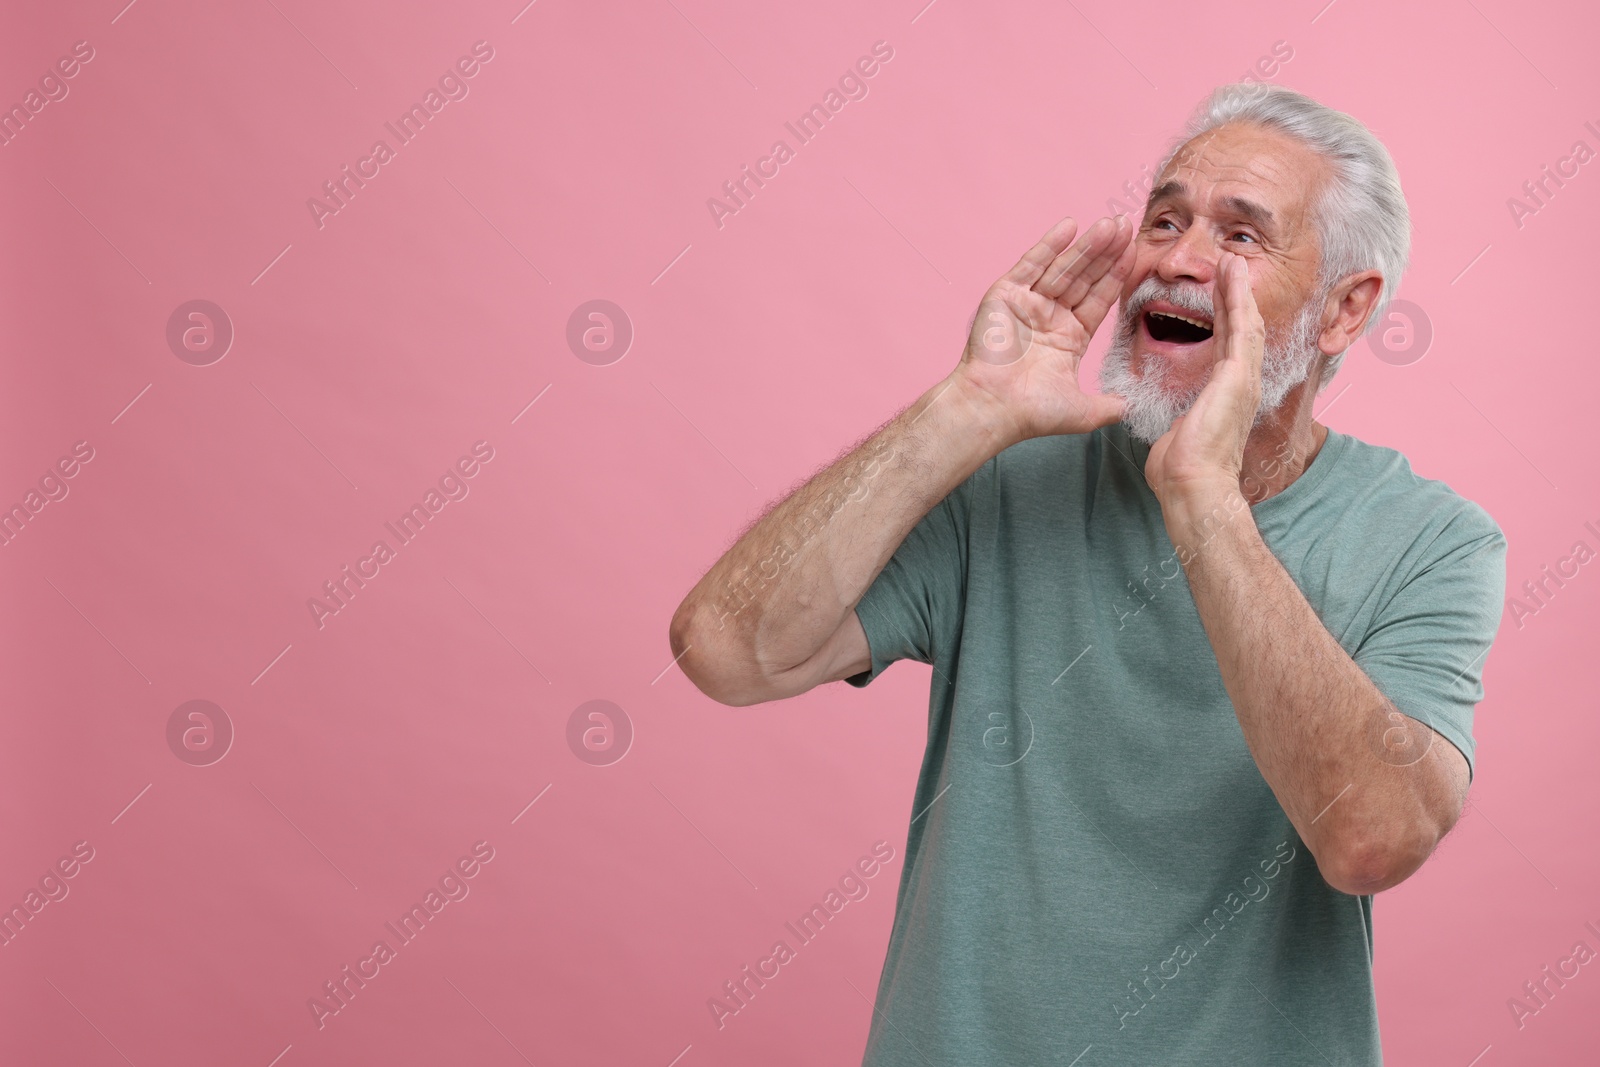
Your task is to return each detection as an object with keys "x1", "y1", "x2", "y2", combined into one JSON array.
[{"x1": 1239, "y1": 361, "x2": 1332, "y2": 504}]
